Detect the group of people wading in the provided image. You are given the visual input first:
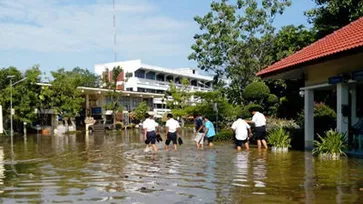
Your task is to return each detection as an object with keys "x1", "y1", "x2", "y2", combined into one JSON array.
[{"x1": 142, "y1": 107, "x2": 267, "y2": 152}]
